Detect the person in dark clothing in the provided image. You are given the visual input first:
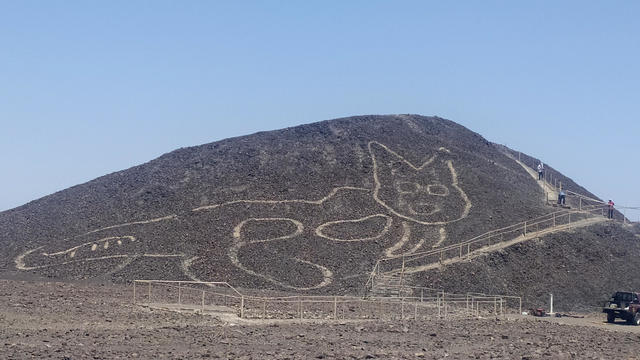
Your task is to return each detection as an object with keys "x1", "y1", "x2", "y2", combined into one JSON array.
[
  {"x1": 608, "y1": 200, "x2": 615, "y2": 219},
  {"x1": 558, "y1": 190, "x2": 566, "y2": 205},
  {"x1": 537, "y1": 163, "x2": 544, "y2": 180}
]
